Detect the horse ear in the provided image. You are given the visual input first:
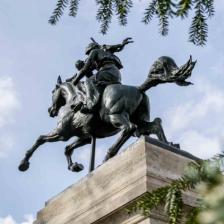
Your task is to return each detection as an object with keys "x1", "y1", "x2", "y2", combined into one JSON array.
[{"x1": 57, "y1": 76, "x2": 62, "y2": 85}]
